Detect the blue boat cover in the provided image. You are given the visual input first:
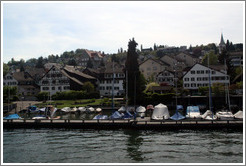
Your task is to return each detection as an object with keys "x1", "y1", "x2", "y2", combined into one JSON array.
[
  {"x1": 110, "y1": 111, "x2": 123, "y2": 119},
  {"x1": 122, "y1": 111, "x2": 134, "y2": 119},
  {"x1": 186, "y1": 106, "x2": 200, "y2": 114},
  {"x1": 177, "y1": 105, "x2": 183, "y2": 110},
  {"x1": 28, "y1": 105, "x2": 37, "y2": 111},
  {"x1": 93, "y1": 115, "x2": 108, "y2": 120},
  {"x1": 170, "y1": 112, "x2": 185, "y2": 120},
  {"x1": 3, "y1": 114, "x2": 21, "y2": 119}
]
